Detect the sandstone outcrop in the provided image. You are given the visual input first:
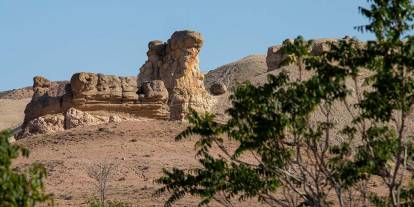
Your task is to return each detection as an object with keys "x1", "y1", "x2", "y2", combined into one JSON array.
[
  {"x1": 266, "y1": 38, "x2": 338, "y2": 72},
  {"x1": 20, "y1": 74, "x2": 169, "y2": 137},
  {"x1": 138, "y1": 30, "x2": 215, "y2": 120},
  {"x1": 20, "y1": 108, "x2": 127, "y2": 137},
  {"x1": 19, "y1": 30, "x2": 215, "y2": 138}
]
